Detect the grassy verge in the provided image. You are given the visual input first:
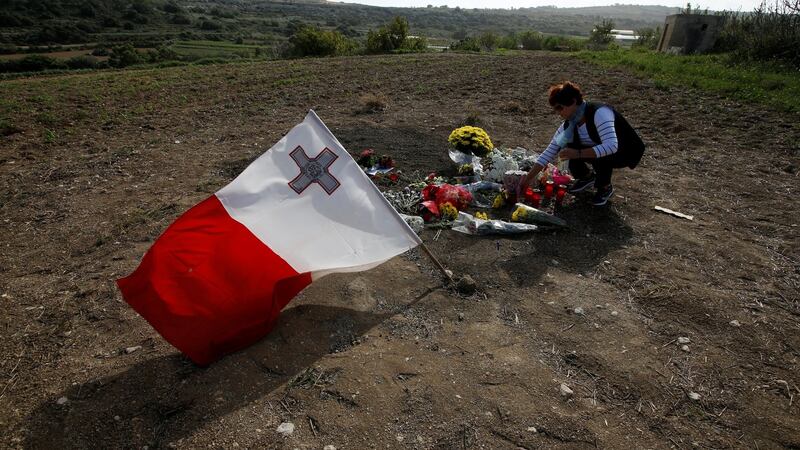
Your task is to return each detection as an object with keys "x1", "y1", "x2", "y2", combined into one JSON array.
[{"x1": 576, "y1": 49, "x2": 800, "y2": 115}]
